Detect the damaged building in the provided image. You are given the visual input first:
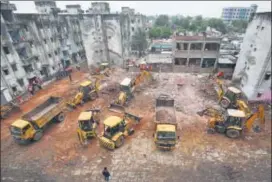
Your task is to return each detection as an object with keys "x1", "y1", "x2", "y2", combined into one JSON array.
[
  {"x1": 232, "y1": 12, "x2": 271, "y2": 100},
  {"x1": 1, "y1": 1, "x2": 147, "y2": 100},
  {"x1": 172, "y1": 35, "x2": 221, "y2": 73}
]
